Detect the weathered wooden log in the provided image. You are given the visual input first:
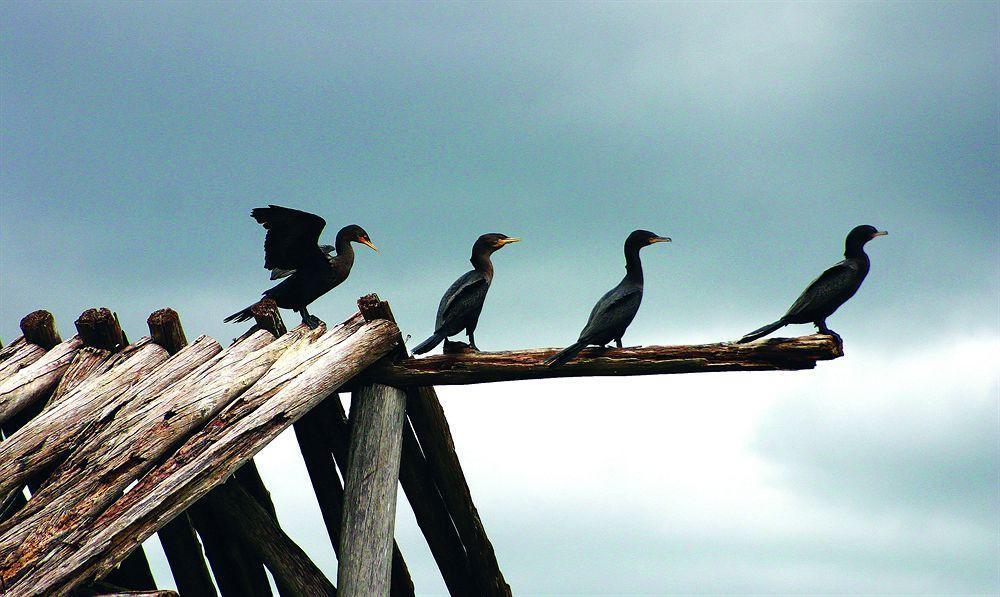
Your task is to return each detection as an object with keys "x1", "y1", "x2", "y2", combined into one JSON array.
[
  {"x1": 0, "y1": 341, "x2": 46, "y2": 386},
  {"x1": 103, "y1": 550, "x2": 157, "y2": 592},
  {"x1": 155, "y1": 513, "x2": 216, "y2": 597},
  {"x1": 88, "y1": 591, "x2": 179, "y2": 597},
  {"x1": 407, "y1": 386, "x2": 511, "y2": 596},
  {"x1": 0, "y1": 337, "x2": 25, "y2": 362},
  {"x1": 147, "y1": 309, "x2": 188, "y2": 355},
  {"x1": 20, "y1": 310, "x2": 62, "y2": 350},
  {"x1": 369, "y1": 334, "x2": 843, "y2": 386},
  {"x1": 338, "y1": 384, "x2": 407, "y2": 597},
  {"x1": 0, "y1": 334, "x2": 84, "y2": 425},
  {"x1": 293, "y1": 395, "x2": 416, "y2": 597},
  {"x1": 47, "y1": 347, "x2": 116, "y2": 406},
  {"x1": 205, "y1": 479, "x2": 336, "y2": 596},
  {"x1": 11, "y1": 317, "x2": 399, "y2": 595},
  {"x1": 75, "y1": 308, "x2": 128, "y2": 351}
]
